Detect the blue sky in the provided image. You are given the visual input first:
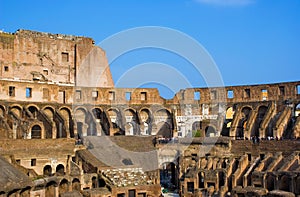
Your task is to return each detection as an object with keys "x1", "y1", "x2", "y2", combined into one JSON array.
[{"x1": 0, "y1": 0, "x2": 299, "y2": 98}]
